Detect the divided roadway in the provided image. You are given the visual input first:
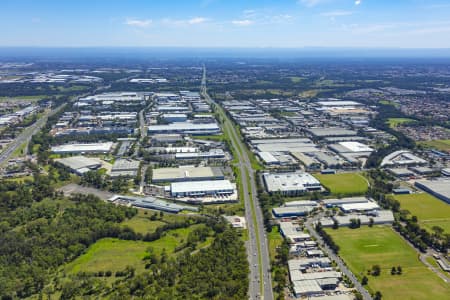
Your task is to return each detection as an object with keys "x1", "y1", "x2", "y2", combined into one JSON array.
[{"x1": 201, "y1": 66, "x2": 273, "y2": 300}]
